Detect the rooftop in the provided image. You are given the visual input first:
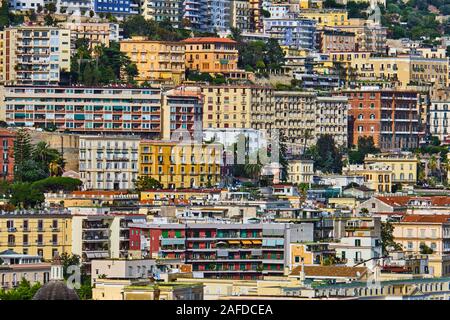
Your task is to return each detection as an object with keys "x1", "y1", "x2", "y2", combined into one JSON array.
[{"x1": 290, "y1": 265, "x2": 368, "y2": 278}]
